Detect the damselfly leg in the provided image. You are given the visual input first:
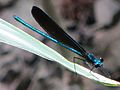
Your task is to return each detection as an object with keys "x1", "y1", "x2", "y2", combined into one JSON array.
[
  {"x1": 73, "y1": 57, "x2": 99, "y2": 80},
  {"x1": 73, "y1": 57, "x2": 85, "y2": 76},
  {"x1": 98, "y1": 66, "x2": 111, "y2": 78}
]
